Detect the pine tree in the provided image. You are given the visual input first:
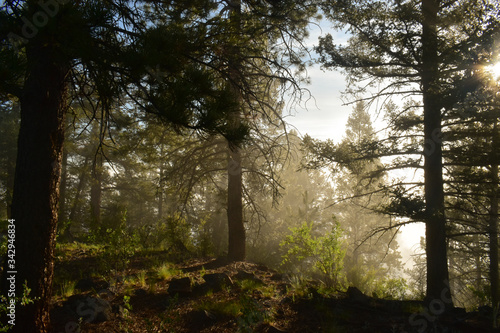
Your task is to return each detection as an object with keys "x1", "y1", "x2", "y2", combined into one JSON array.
[
  {"x1": 303, "y1": 101, "x2": 403, "y2": 293},
  {"x1": 0, "y1": 1, "x2": 255, "y2": 330},
  {"x1": 316, "y1": 0, "x2": 499, "y2": 306}
]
